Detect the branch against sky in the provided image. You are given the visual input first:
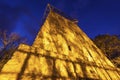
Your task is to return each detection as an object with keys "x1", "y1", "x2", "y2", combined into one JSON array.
[{"x1": 0, "y1": 30, "x2": 26, "y2": 50}]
